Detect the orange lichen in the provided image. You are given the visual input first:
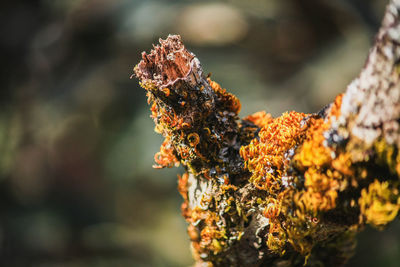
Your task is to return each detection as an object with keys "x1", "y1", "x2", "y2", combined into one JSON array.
[
  {"x1": 266, "y1": 221, "x2": 287, "y2": 254},
  {"x1": 177, "y1": 173, "x2": 192, "y2": 220},
  {"x1": 240, "y1": 111, "x2": 308, "y2": 192},
  {"x1": 239, "y1": 94, "x2": 356, "y2": 255},
  {"x1": 188, "y1": 133, "x2": 200, "y2": 147},
  {"x1": 208, "y1": 78, "x2": 241, "y2": 114},
  {"x1": 263, "y1": 198, "x2": 281, "y2": 219},
  {"x1": 243, "y1": 111, "x2": 273, "y2": 128},
  {"x1": 330, "y1": 93, "x2": 343, "y2": 118},
  {"x1": 331, "y1": 153, "x2": 353, "y2": 176},
  {"x1": 137, "y1": 35, "x2": 400, "y2": 266},
  {"x1": 188, "y1": 207, "x2": 228, "y2": 255},
  {"x1": 188, "y1": 224, "x2": 200, "y2": 242},
  {"x1": 240, "y1": 111, "x2": 319, "y2": 254},
  {"x1": 293, "y1": 94, "x2": 350, "y2": 214},
  {"x1": 178, "y1": 172, "x2": 189, "y2": 200},
  {"x1": 153, "y1": 137, "x2": 179, "y2": 168},
  {"x1": 161, "y1": 87, "x2": 170, "y2": 96}
]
